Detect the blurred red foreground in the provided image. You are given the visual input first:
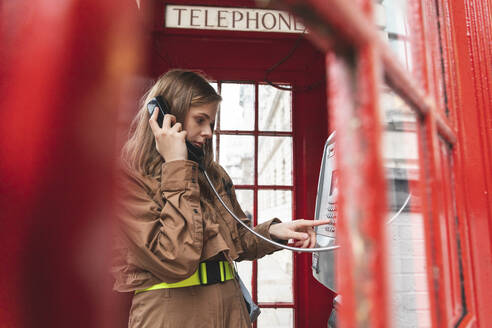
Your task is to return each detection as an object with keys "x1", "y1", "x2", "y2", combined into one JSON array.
[{"x1": 0, "y1": 1, "x2": 144, "y2": 326}]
